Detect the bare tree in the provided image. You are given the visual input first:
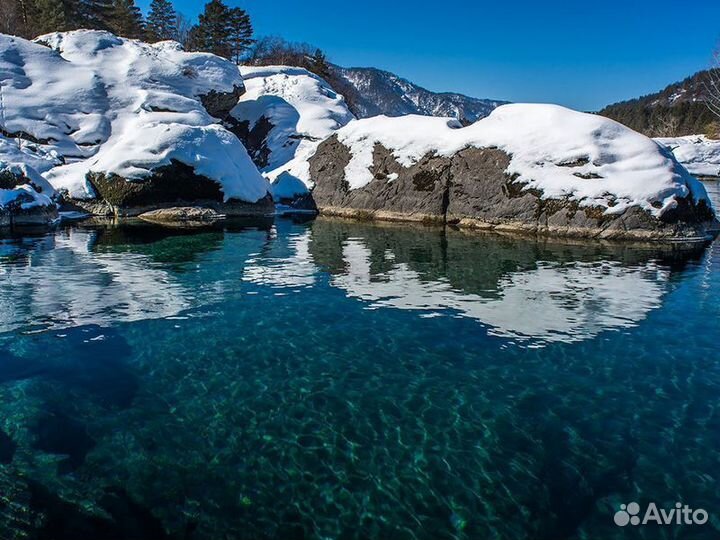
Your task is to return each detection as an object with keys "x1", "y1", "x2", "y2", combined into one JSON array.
[
  {"x1": 247, "y1": 36, "x2": 315, "y2": 67},
  {"x1": 175, "y1": 12, "x2": 193, "y2": 48},
  {"x1": 651, "y1": 115, "x2": 681, "y2": 137},
  {"x1": 706, "y1": 47, "x2": 720, "y2": 119}
]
